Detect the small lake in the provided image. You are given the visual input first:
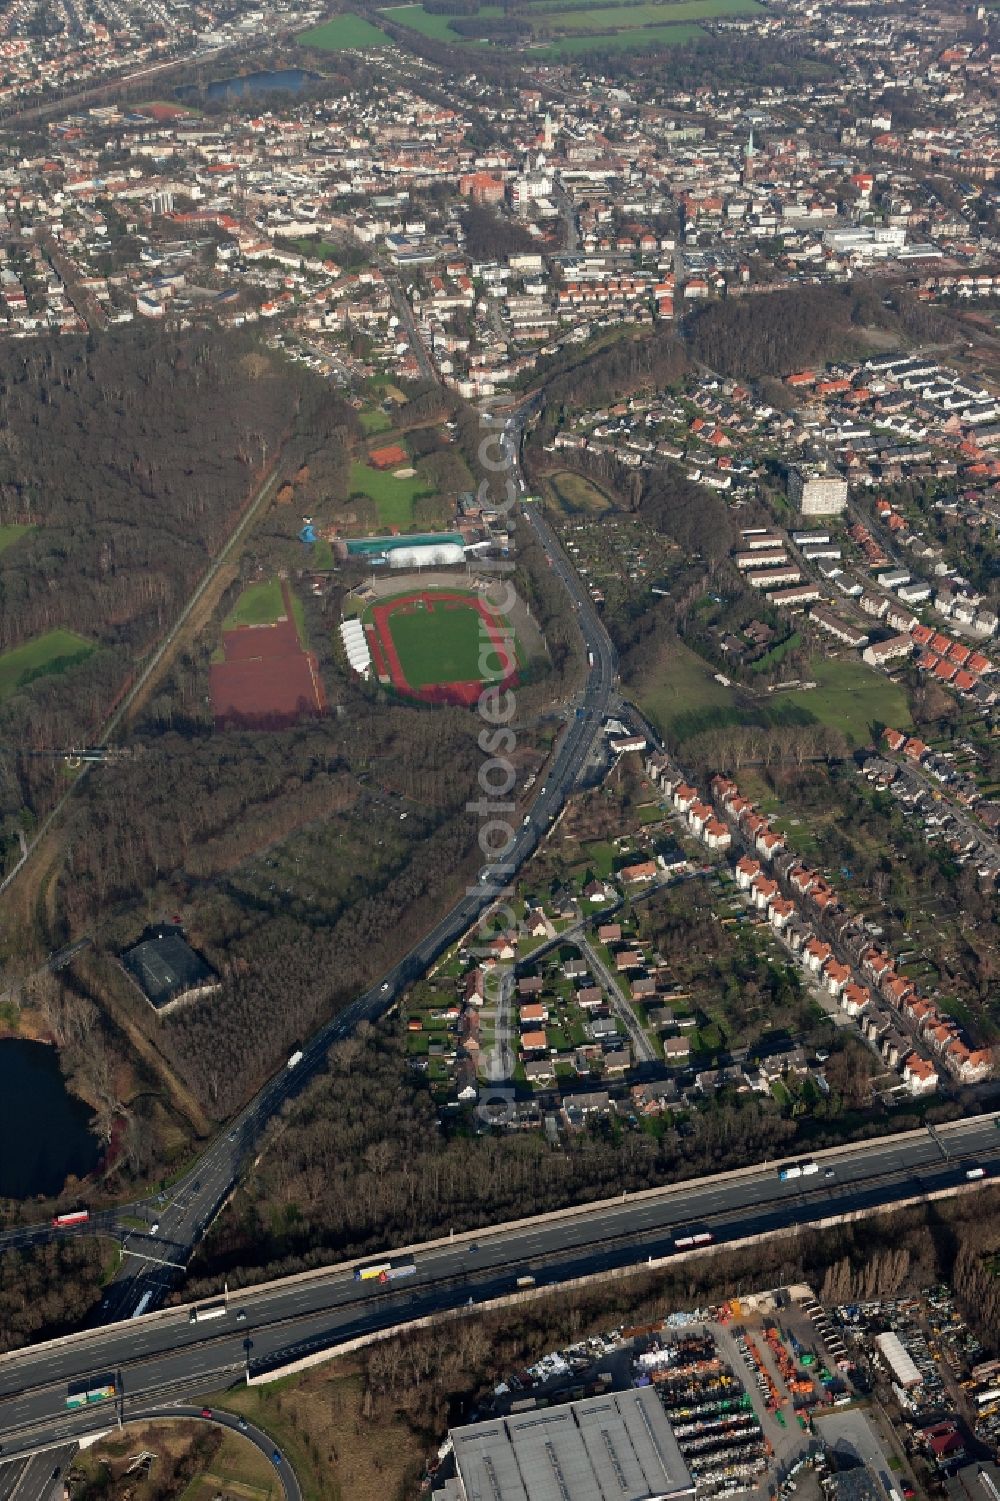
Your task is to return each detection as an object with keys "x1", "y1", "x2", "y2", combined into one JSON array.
[
  {"x1": 197, "y1": 68, "x2": 318, "y2": 101},
  {"x1": 0, "y1": 1039, "x2": 100, "y2": 1199}
]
